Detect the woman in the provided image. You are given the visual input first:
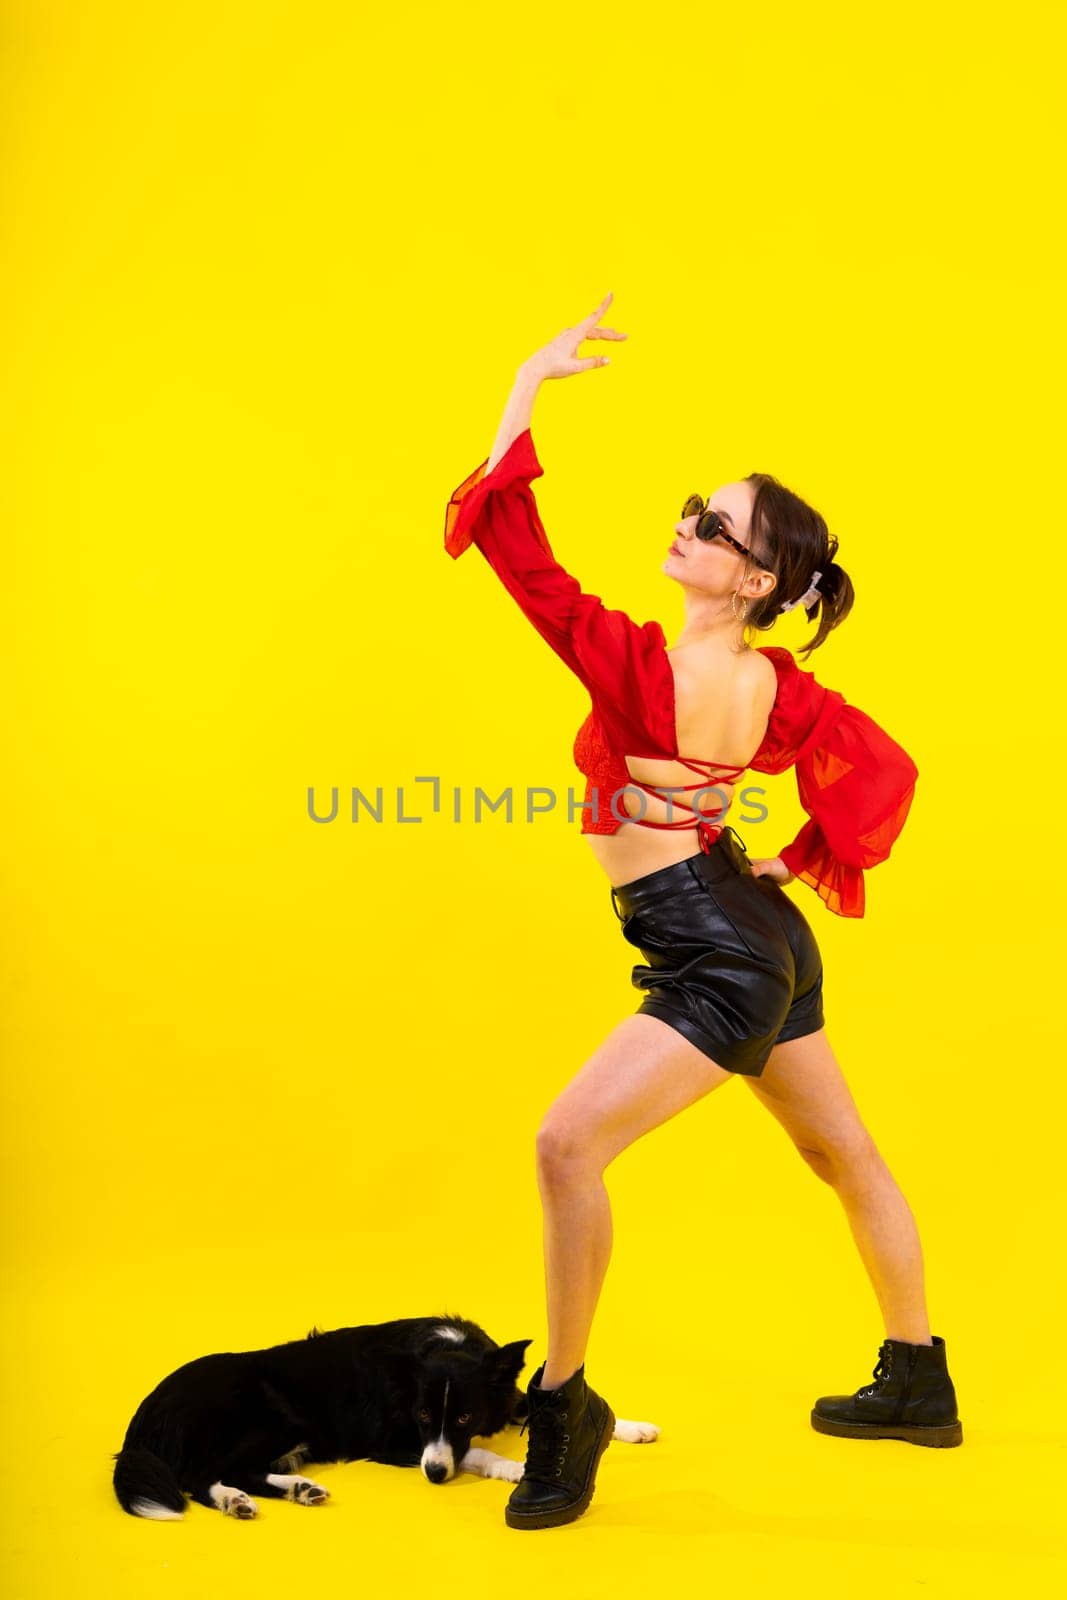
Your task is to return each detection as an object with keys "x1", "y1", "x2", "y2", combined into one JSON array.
[{"x1": 444, "y1": 293, "x2": 962, "y2": 1533}]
